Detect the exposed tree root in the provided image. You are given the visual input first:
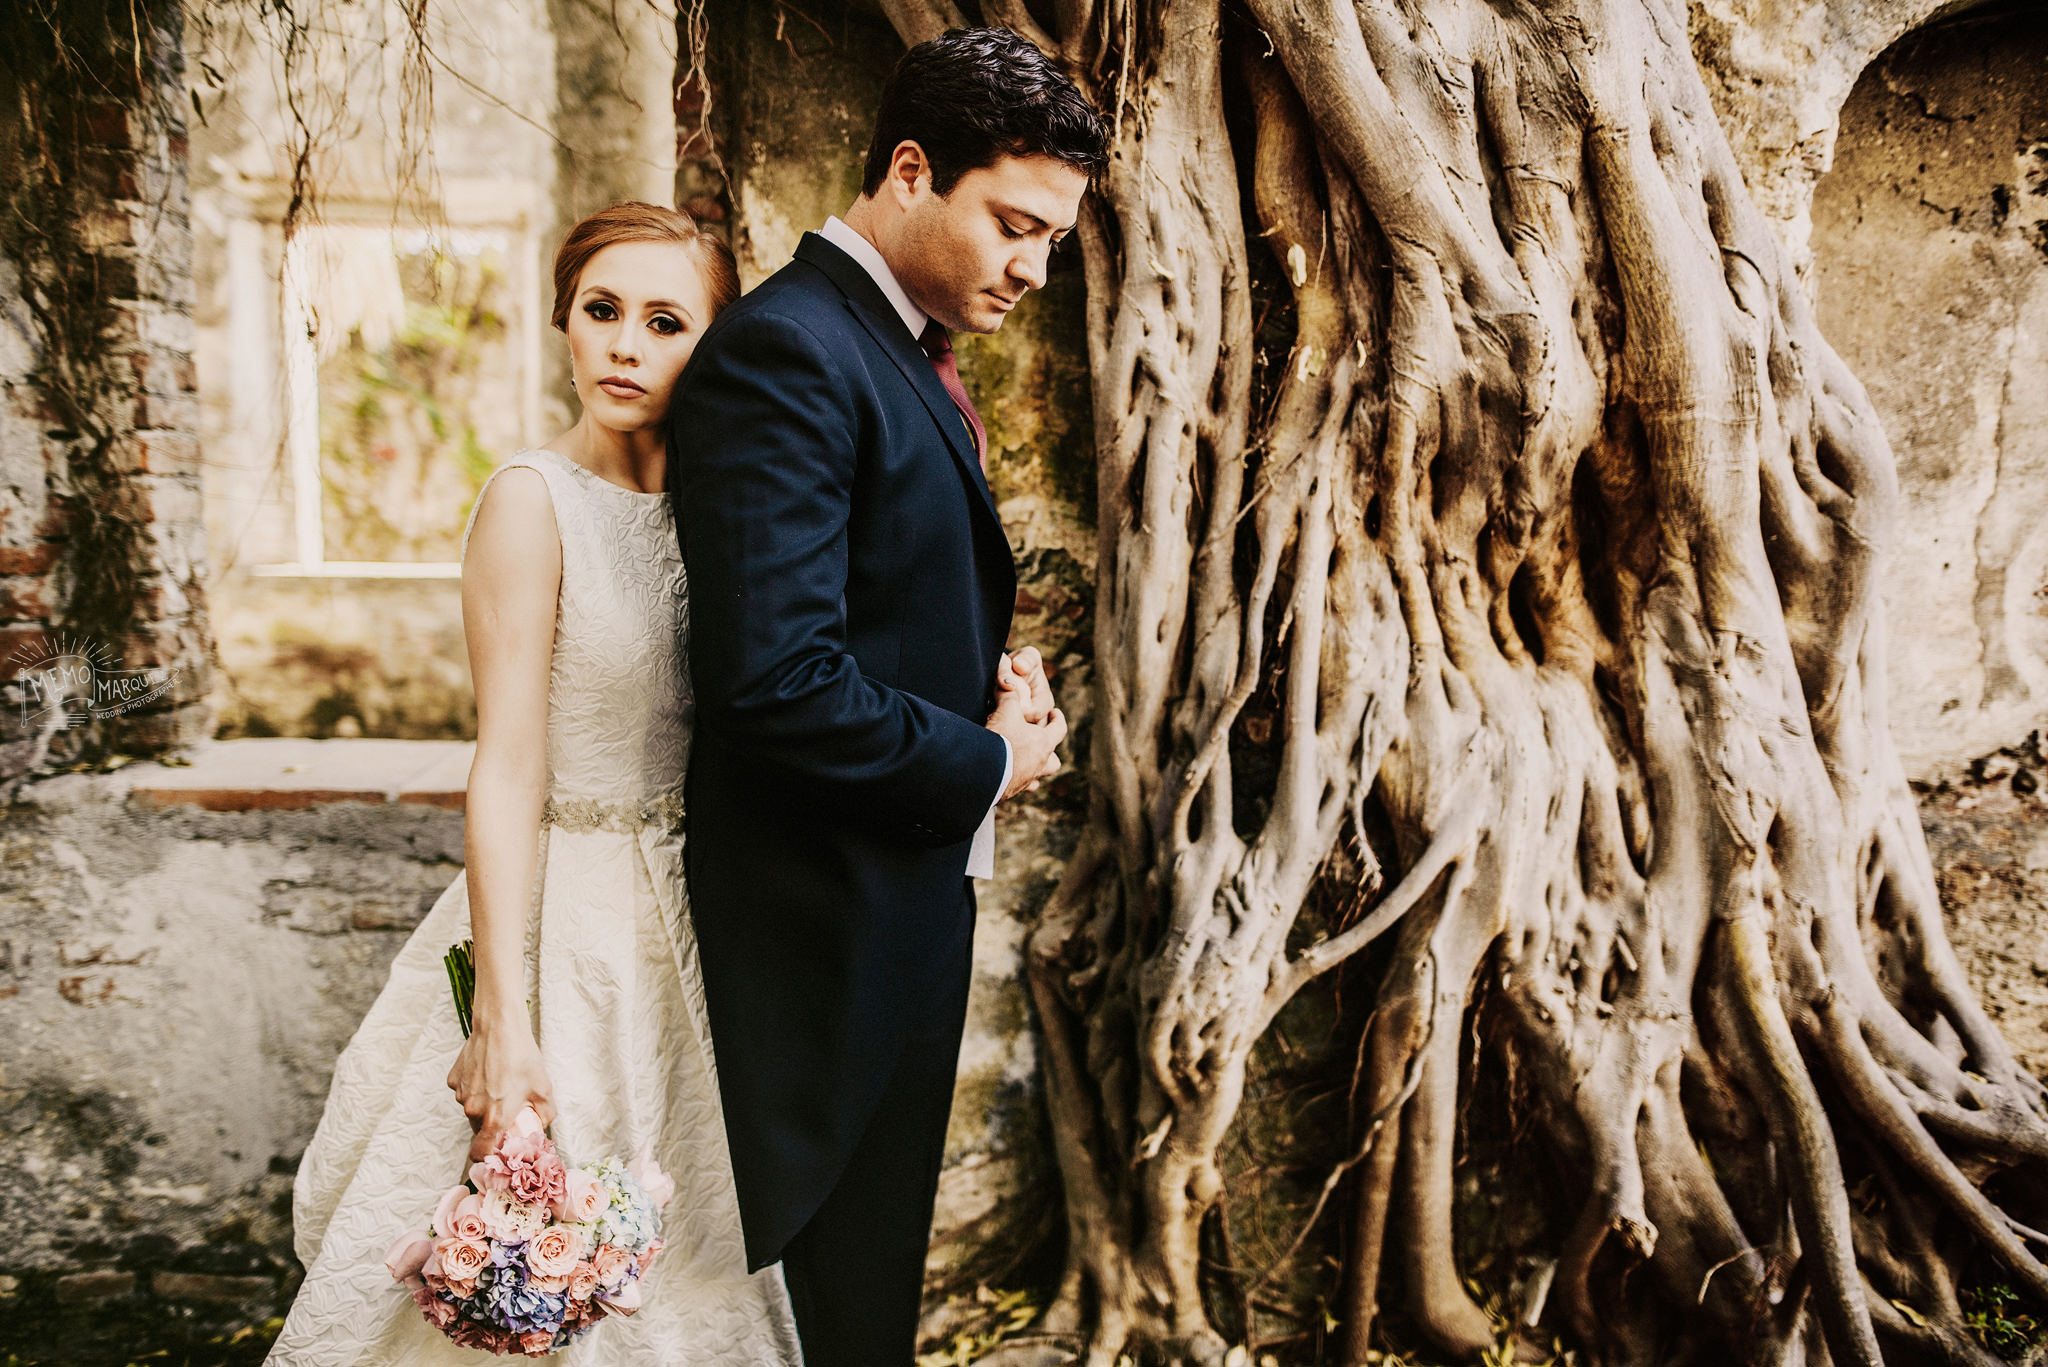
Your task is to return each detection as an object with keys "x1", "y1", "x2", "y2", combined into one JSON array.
[{"x1": 872, "y1": 1, "x2": 2048, "y2": 1362}]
